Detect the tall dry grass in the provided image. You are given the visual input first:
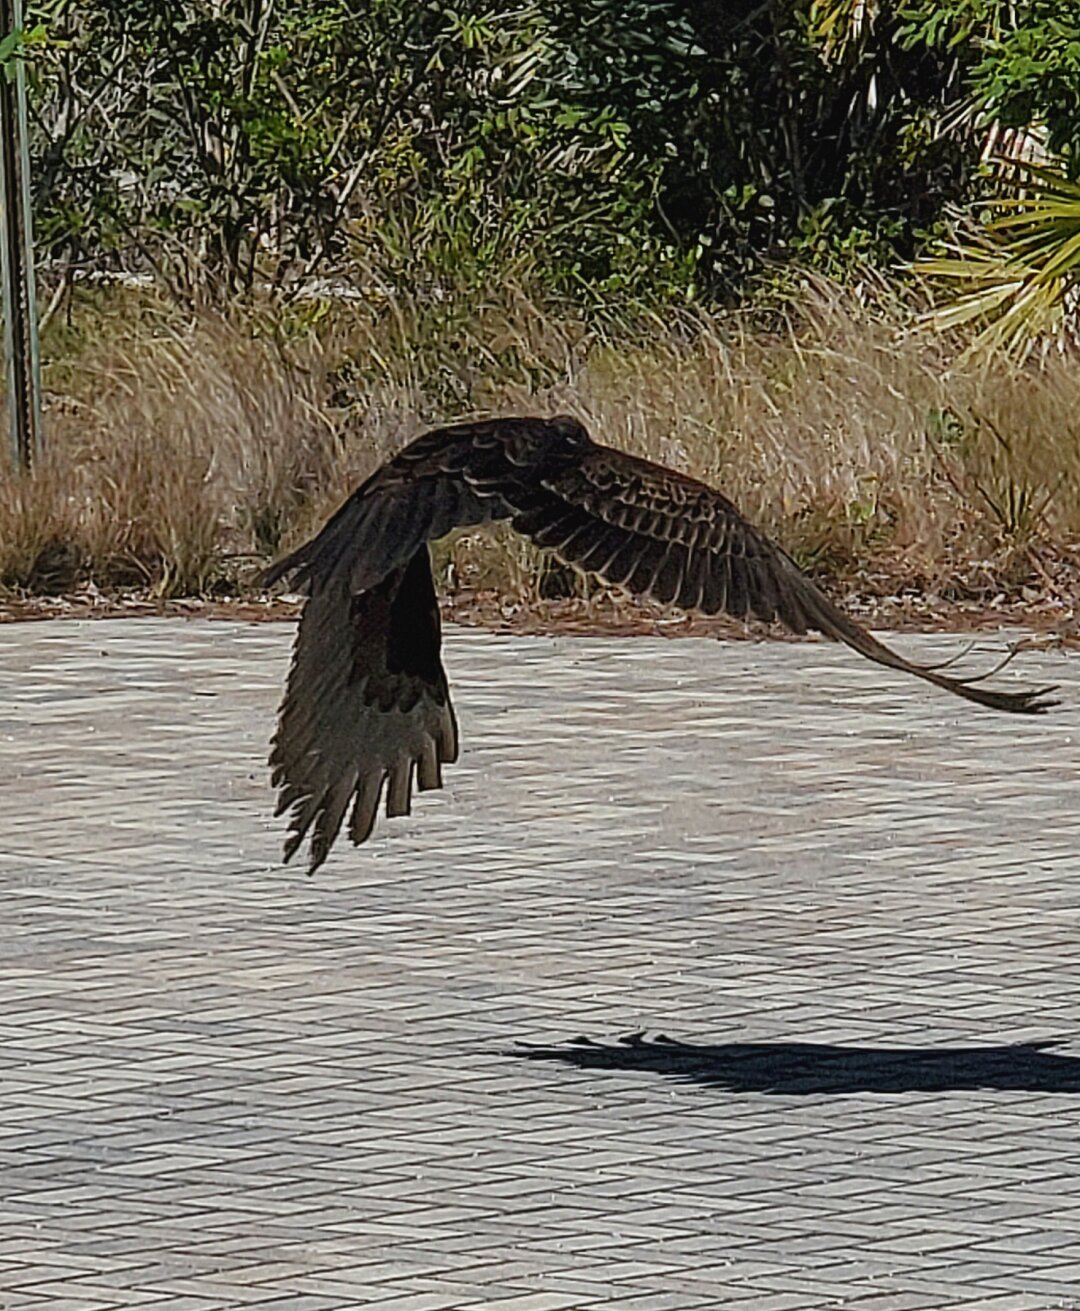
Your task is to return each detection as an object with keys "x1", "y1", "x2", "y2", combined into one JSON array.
[{"x1": 2, "y1": 277, "x2": 1078, "y2": 604}]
